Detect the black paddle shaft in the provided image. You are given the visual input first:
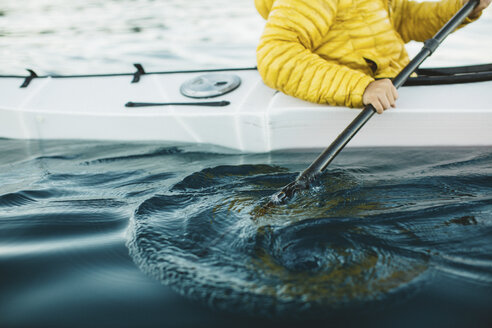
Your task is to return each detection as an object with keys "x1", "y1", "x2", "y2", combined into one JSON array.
[{"x1": 272, "y1": 0, "x2": 480, "y2": 204}]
